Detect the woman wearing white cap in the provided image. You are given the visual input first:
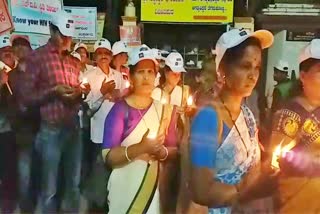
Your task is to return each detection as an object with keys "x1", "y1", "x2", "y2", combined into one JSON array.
[
  {"x1": 101, "y1": 46, "x2": 177, "y2": 214},
  {"x1": 188, "y1": 28, "x2": 275, "y2": 214},
  {"x1": 268, "y1": 39, "x2": 320, "y2": 213},
  {"x1": 111, "y1": 41, "x2": 129, "y2": 79},
  {"x1": 152, "y1": 52, "x2": 189, "y2": 107}
]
